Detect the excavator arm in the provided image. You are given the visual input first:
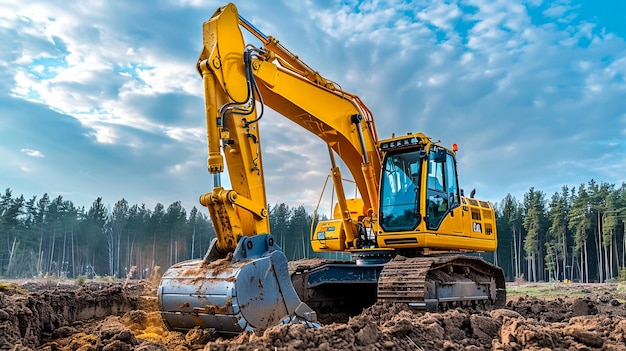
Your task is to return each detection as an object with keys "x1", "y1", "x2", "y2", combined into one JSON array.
[
  {"x1": 198, "y1": 3, "x2": 383, "y2": 250},
  {"x1": 158, "y1": 4, "x2": 325, "y2": 334}
]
